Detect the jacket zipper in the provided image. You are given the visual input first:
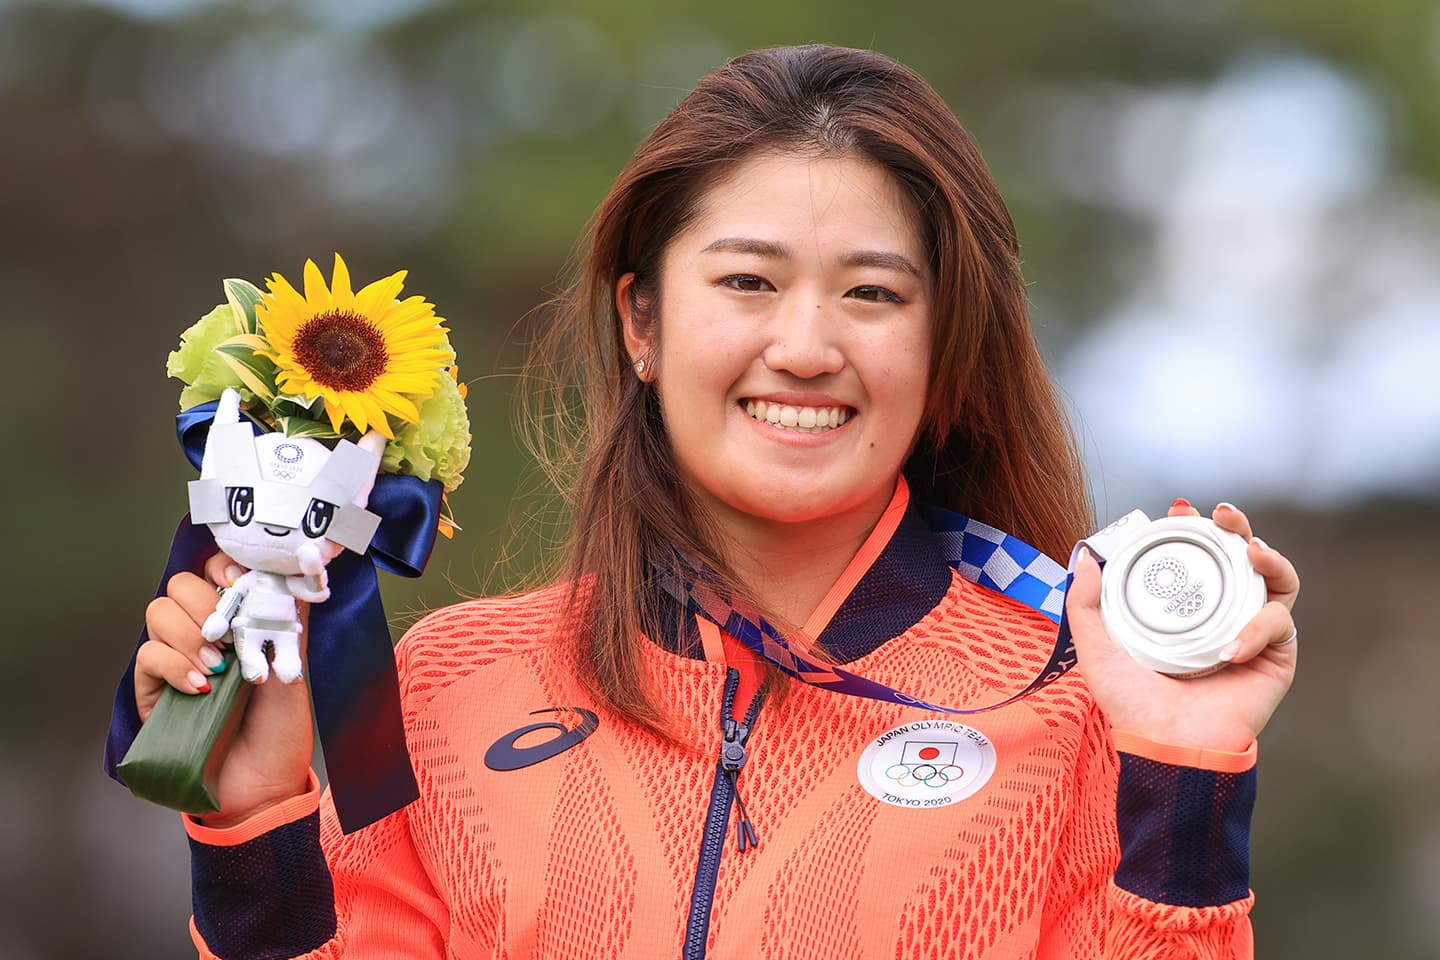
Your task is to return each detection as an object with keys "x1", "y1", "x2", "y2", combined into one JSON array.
[{"x1": 681, "y1": 667, "x2": 764, "y2": 959}]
